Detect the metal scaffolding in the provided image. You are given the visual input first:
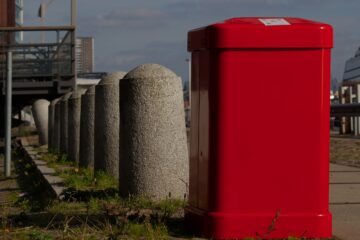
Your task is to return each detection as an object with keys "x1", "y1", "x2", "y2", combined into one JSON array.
[{"x1": 0, "y1": 26, "x2": 76, "y2": 102}]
